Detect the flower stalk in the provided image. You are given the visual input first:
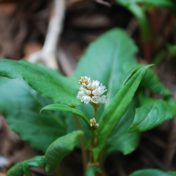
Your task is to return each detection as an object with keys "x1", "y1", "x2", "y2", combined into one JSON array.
[
  {"x1": 77, "y1": 76, "x2": 108, "y2": 175},
  {"x1": 74, "y1": 116, "x2": 88, "y2": 171}
]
